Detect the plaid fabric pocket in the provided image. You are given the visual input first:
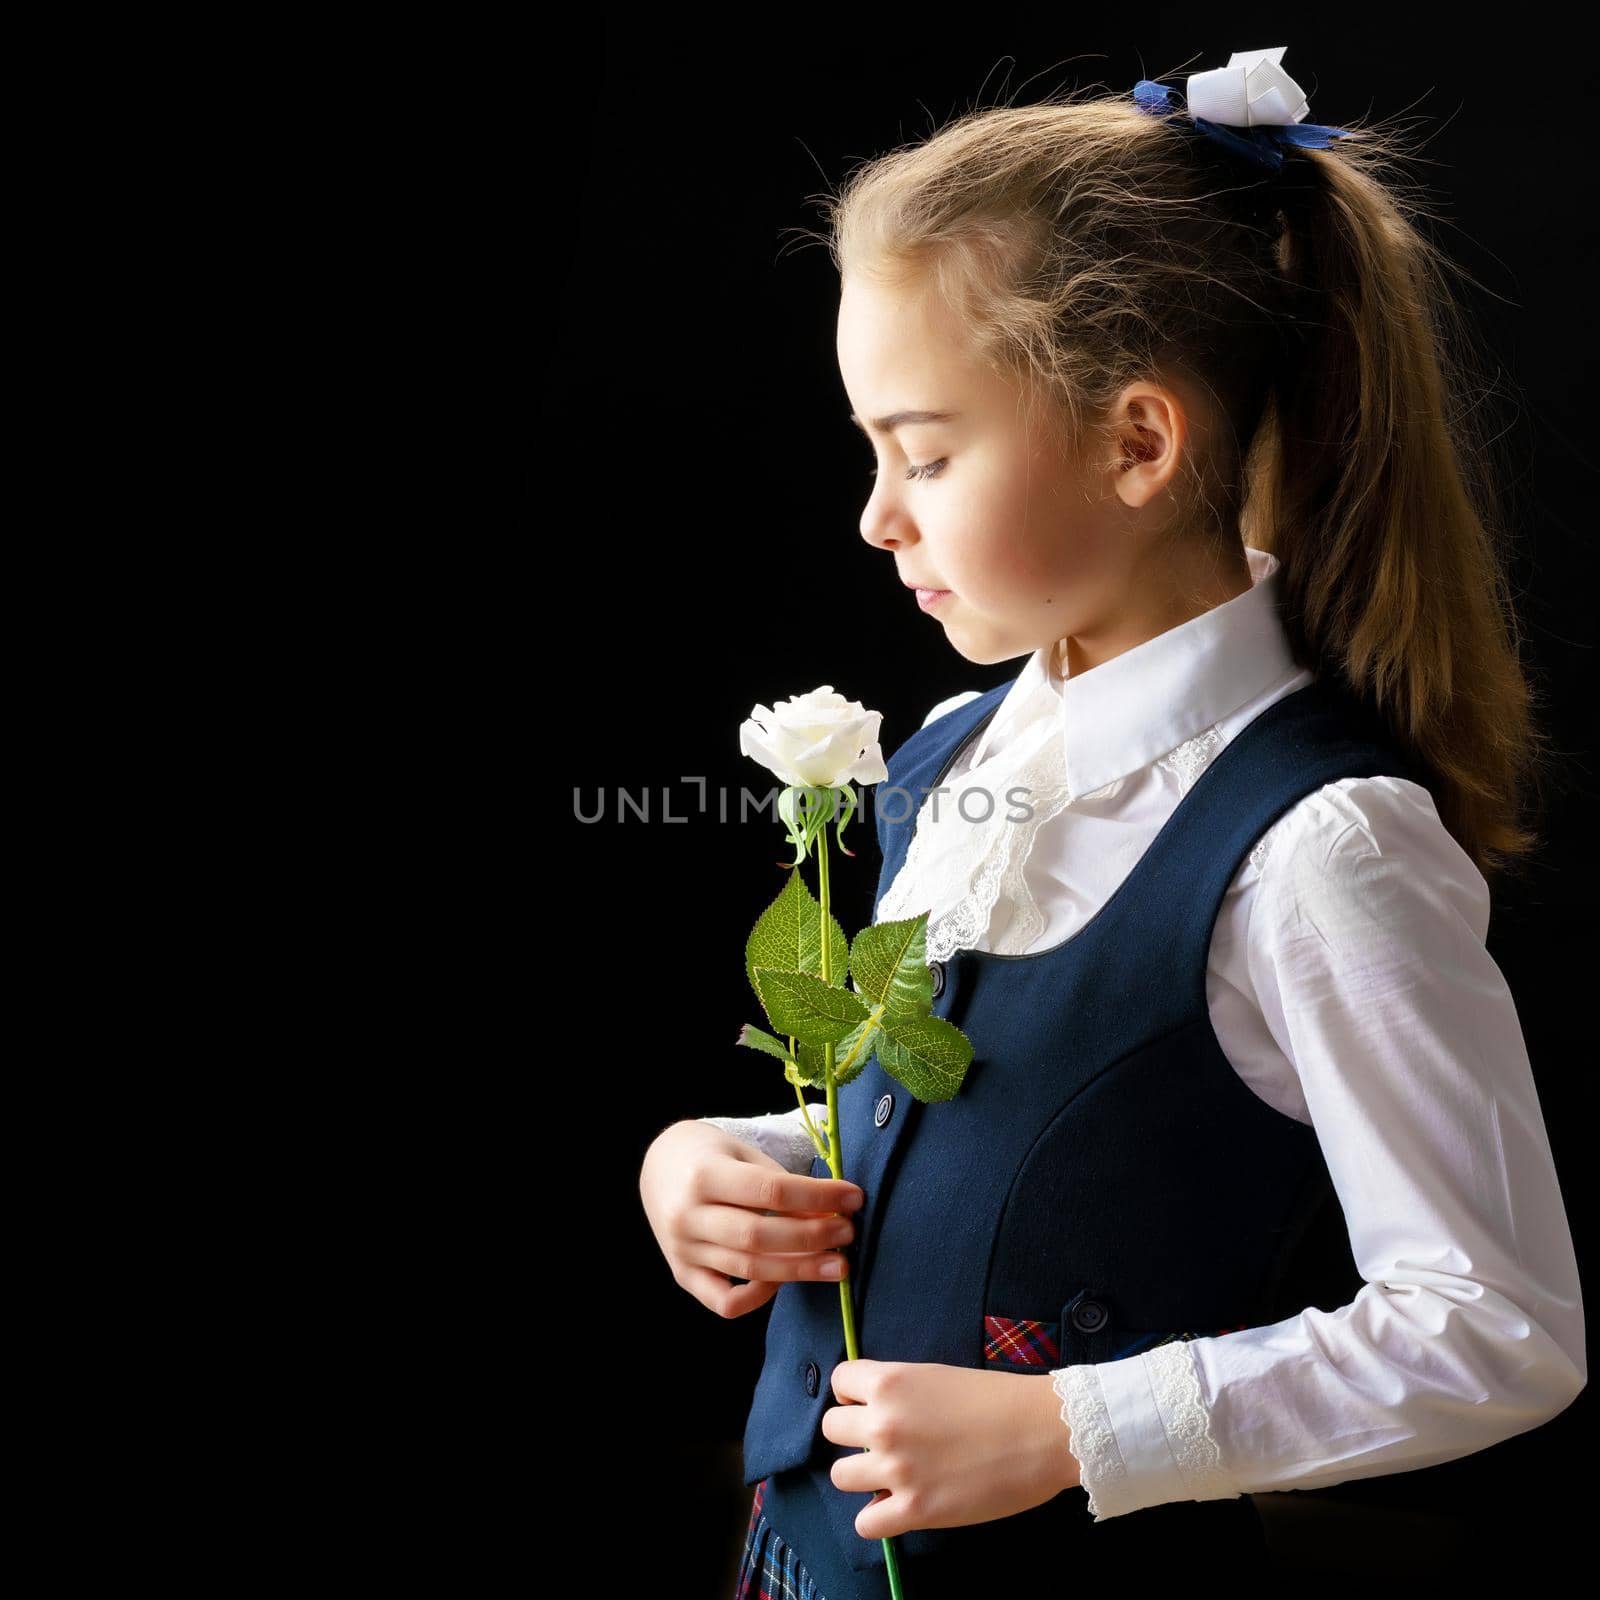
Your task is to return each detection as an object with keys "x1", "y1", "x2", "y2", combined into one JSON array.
[
  {"x1": 982, "y1": 1314, "x2": 1061, "y2": 1369},
  {"x1": 985, "y1": 1312, "x2": 1251, "y2": 1371}
]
